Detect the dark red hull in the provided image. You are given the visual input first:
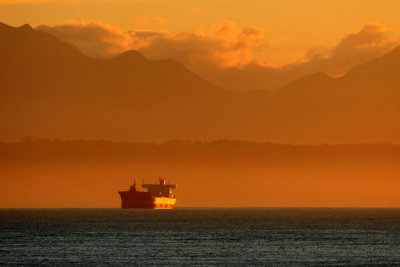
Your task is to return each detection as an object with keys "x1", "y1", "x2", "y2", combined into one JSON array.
[{"x1": 119, "y1": 190, "x2": 176, "y2": 209}]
